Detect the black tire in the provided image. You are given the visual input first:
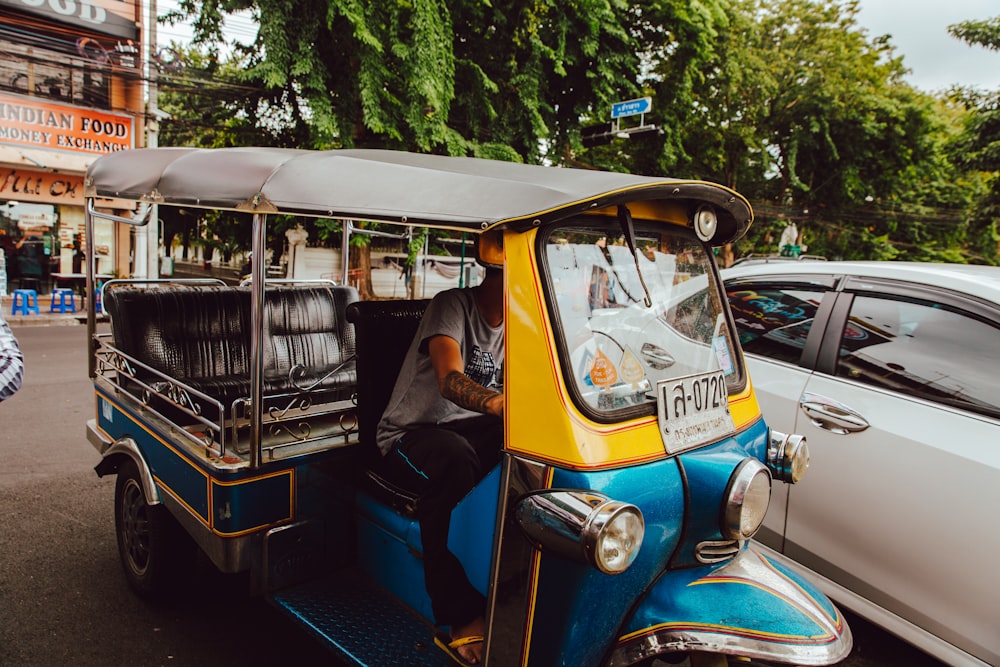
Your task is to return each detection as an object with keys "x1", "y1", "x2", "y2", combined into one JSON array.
[{"x1": 114, "y1": 459, "x2": 195, "y2": 599}]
